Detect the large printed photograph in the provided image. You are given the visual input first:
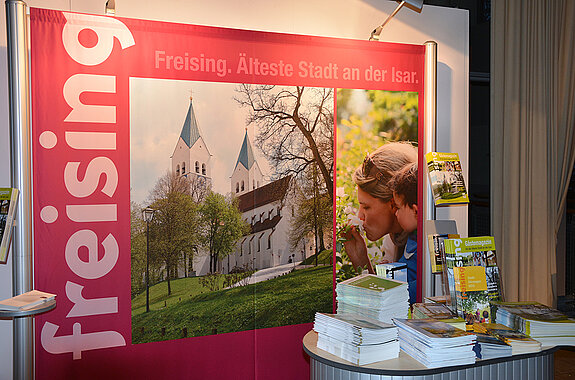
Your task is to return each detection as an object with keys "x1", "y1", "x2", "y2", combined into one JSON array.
[
  {"x1": 336, "y1": 89, "x2": 419, "y2": 303},
  {"x1": 129, "y1": 80, "x2": 333, "y2": 343},
  {"x1": 30, "y1": 8, "x2": 426, "y2": 377}
]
